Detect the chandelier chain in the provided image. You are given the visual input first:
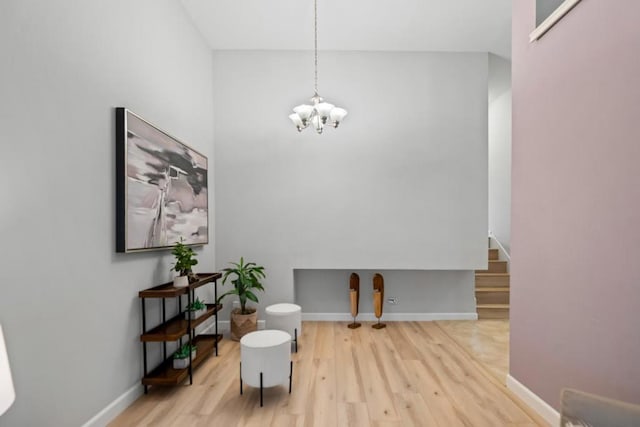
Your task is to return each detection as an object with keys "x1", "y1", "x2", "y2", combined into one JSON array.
[{"x1": 314, "y1": 0, "x2": 318, "y2": 94}]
